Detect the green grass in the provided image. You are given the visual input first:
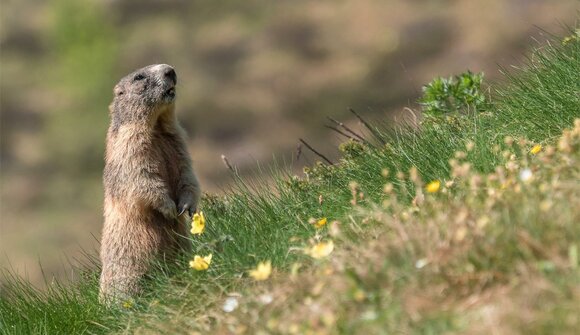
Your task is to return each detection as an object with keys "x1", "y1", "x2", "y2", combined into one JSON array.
[{"x1": 1, "y1": 31, "x2": 579, "y2": 334}]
